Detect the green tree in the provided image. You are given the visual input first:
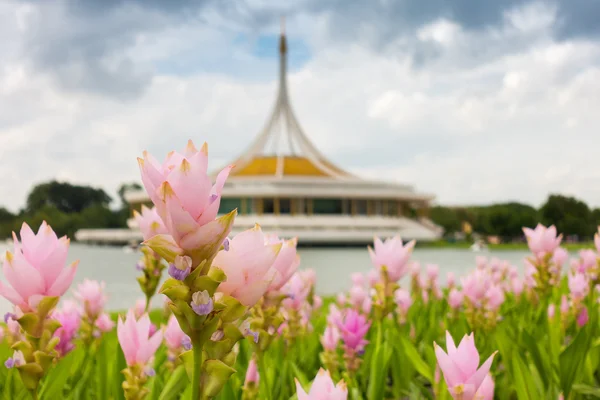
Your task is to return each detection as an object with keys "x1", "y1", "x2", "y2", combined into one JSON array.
[
  {"x1": 26, "y1": 181, "x2": 112, "y2": 214},
  {"x1": 540, "y1": 194, "x2": 594, "y2": 238}
]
